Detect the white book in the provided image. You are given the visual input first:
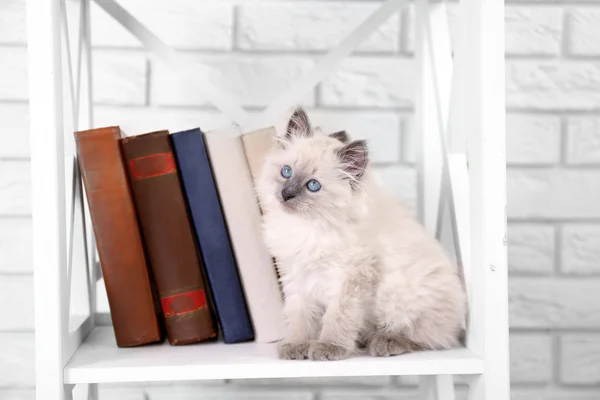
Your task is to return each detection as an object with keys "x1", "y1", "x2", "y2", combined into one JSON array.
[{"x1": 203, "y1": 125, "x2": 285, "y2": 343}]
